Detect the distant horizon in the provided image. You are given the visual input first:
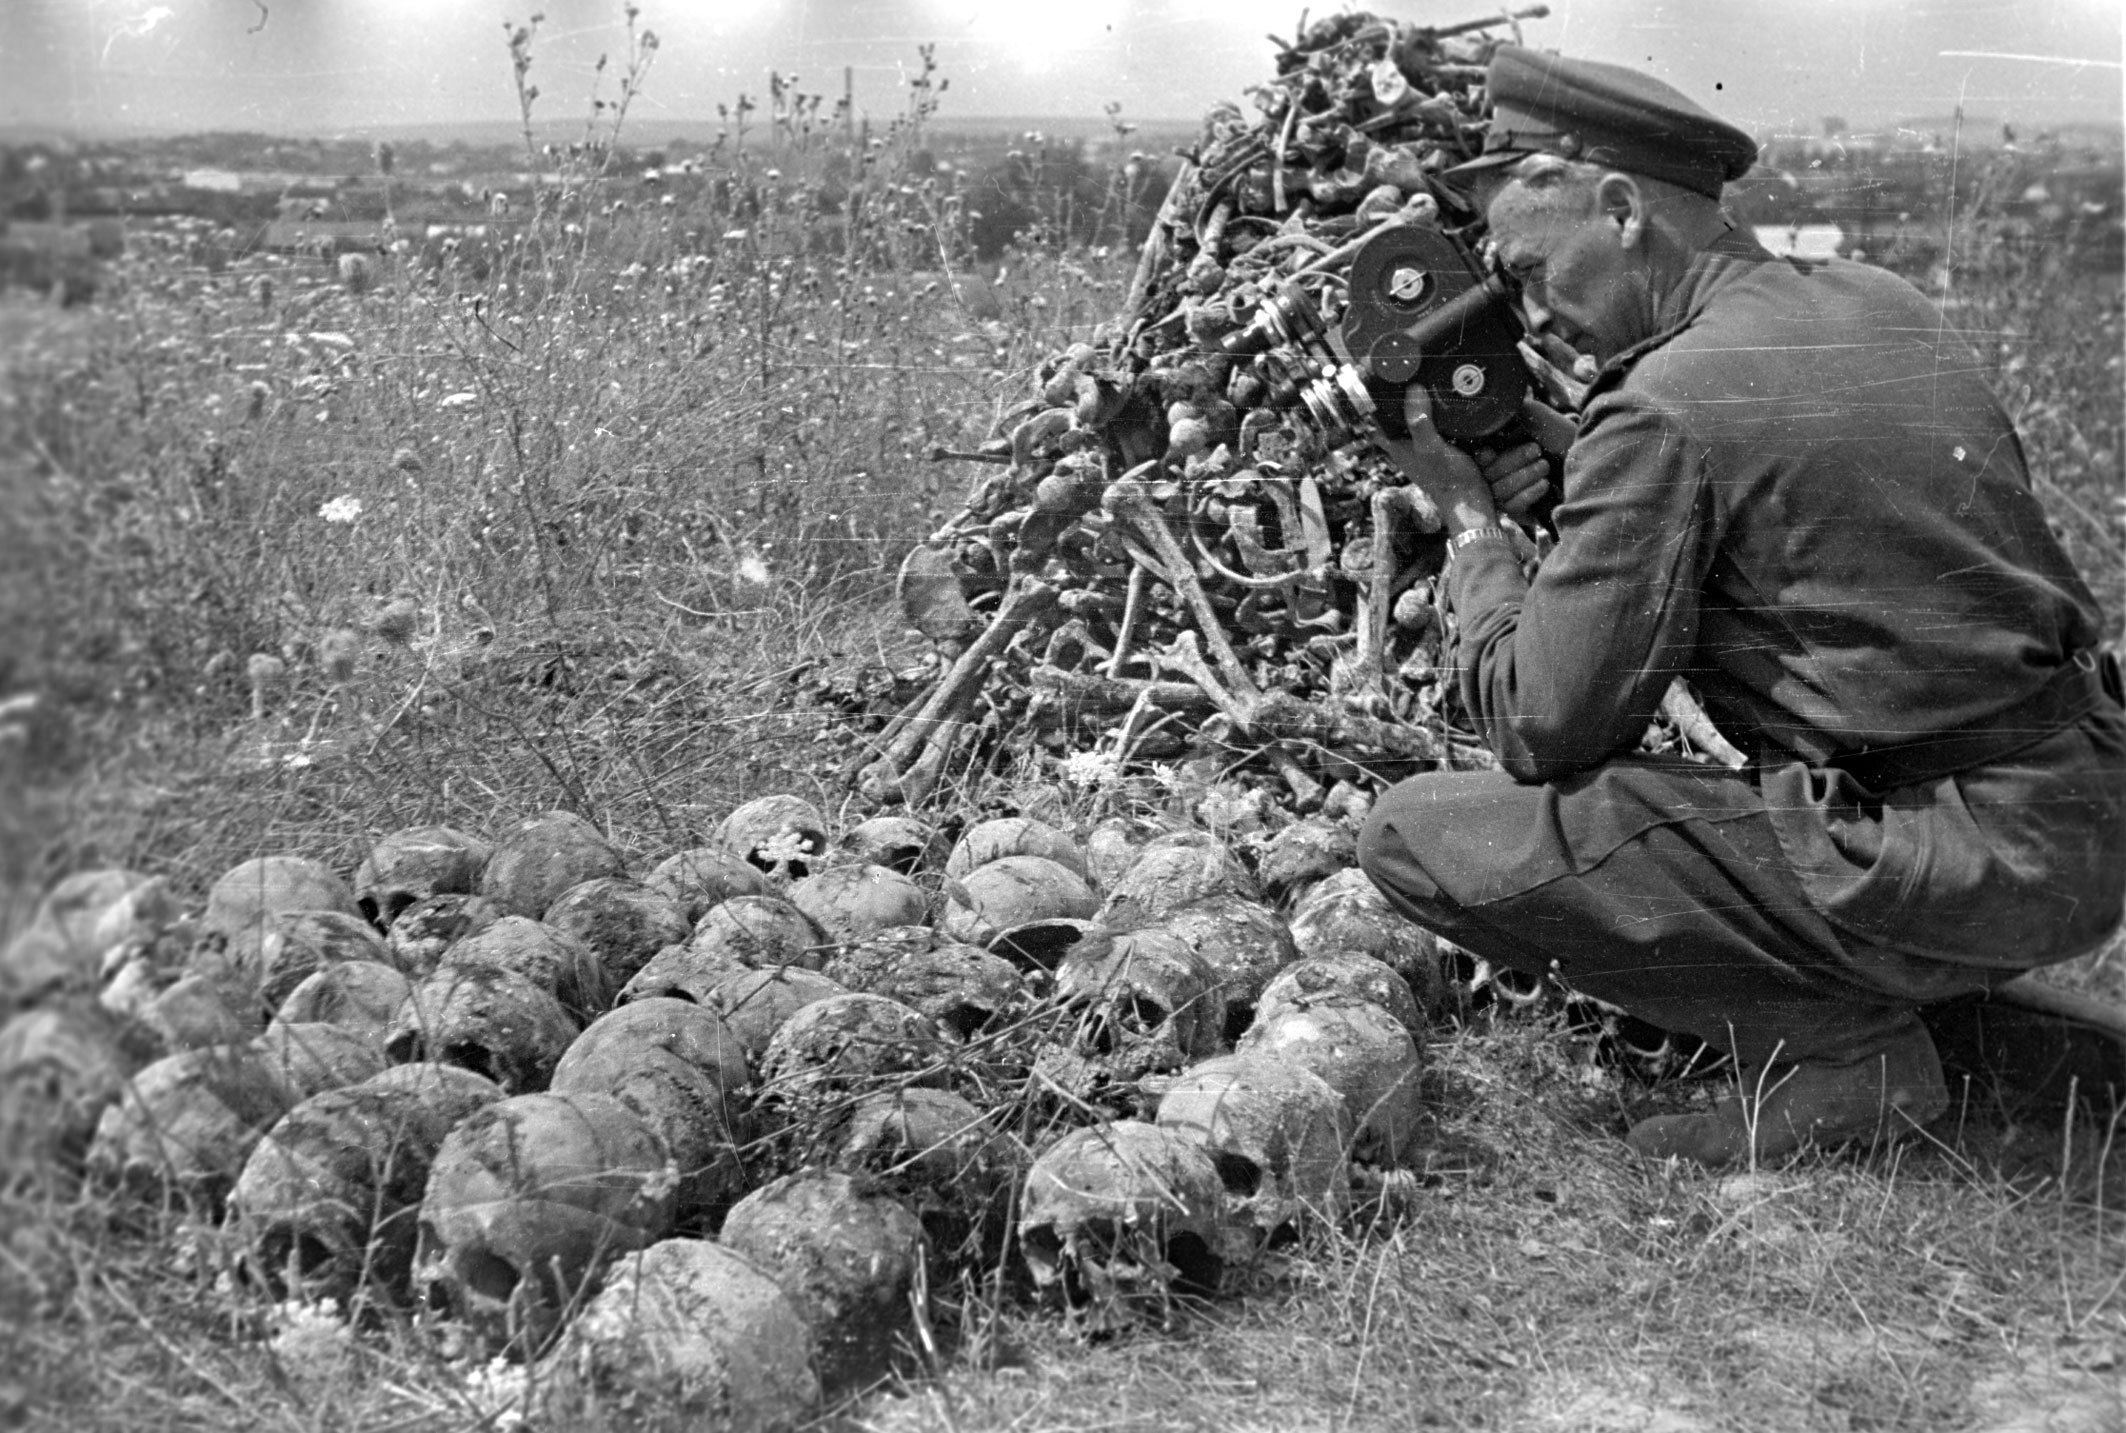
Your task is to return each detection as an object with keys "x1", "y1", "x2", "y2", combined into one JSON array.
[{"x1": 8, "y1": 109, "x2": 2120, "y2": 153}]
